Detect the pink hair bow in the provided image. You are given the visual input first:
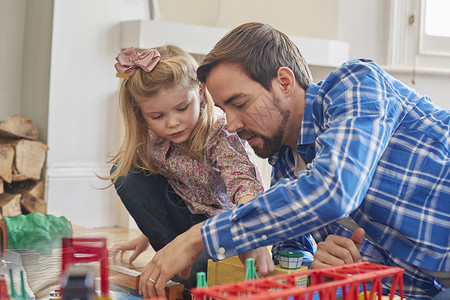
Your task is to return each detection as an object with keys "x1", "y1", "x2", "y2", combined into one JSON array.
[{"x1": 115, "y1": 47, "x2": 161, "y2": 79}]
